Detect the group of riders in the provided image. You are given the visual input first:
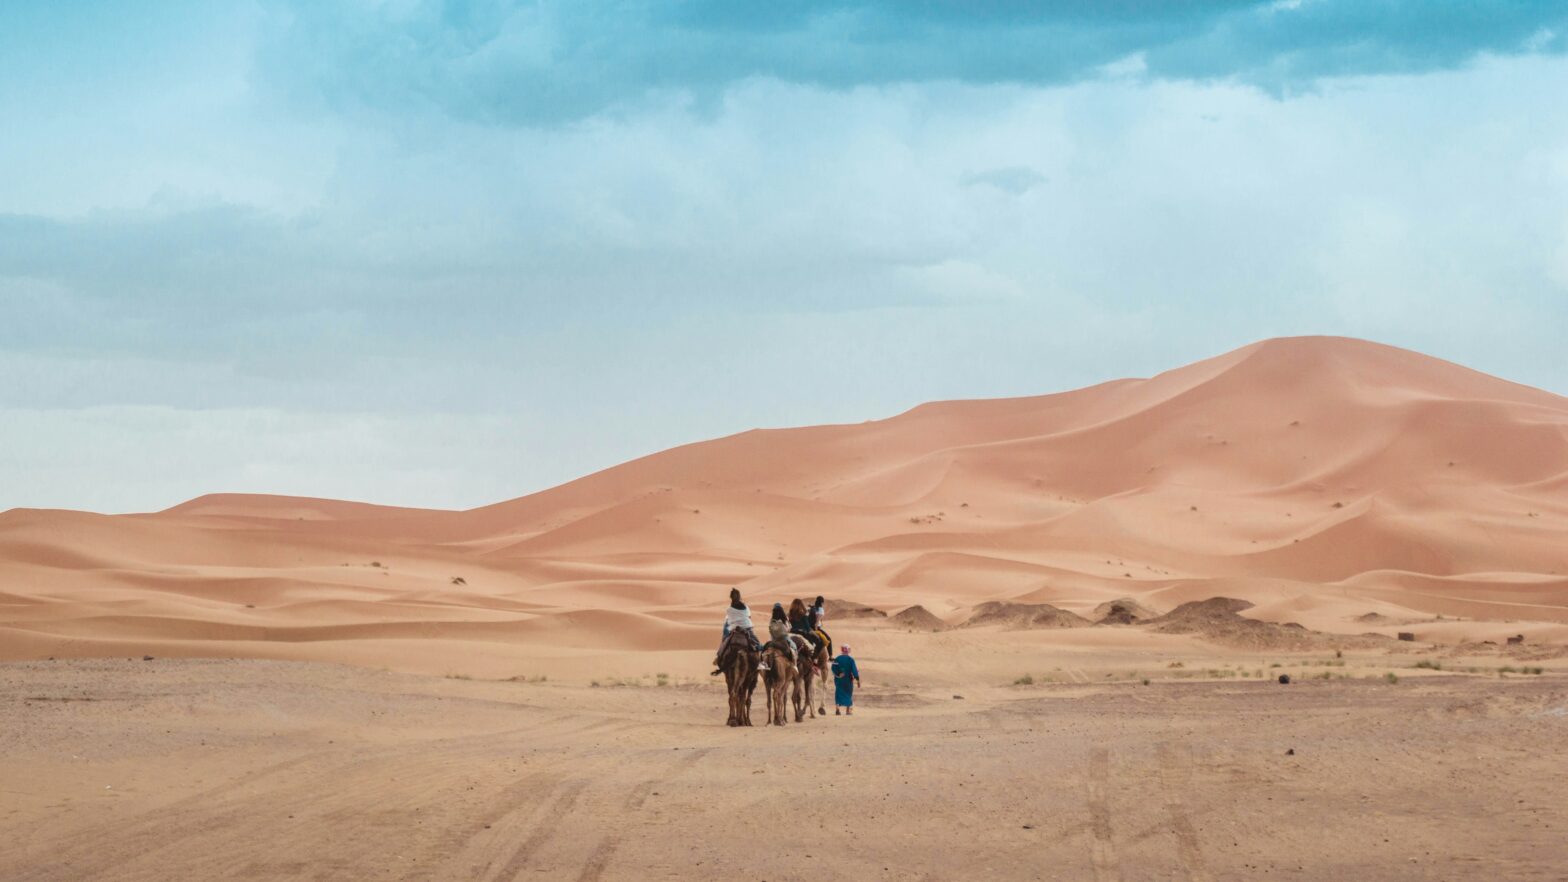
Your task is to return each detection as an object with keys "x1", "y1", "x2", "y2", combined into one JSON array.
[{"x1": 712, "y1": 588, "x2": 830, "y2": 674}]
